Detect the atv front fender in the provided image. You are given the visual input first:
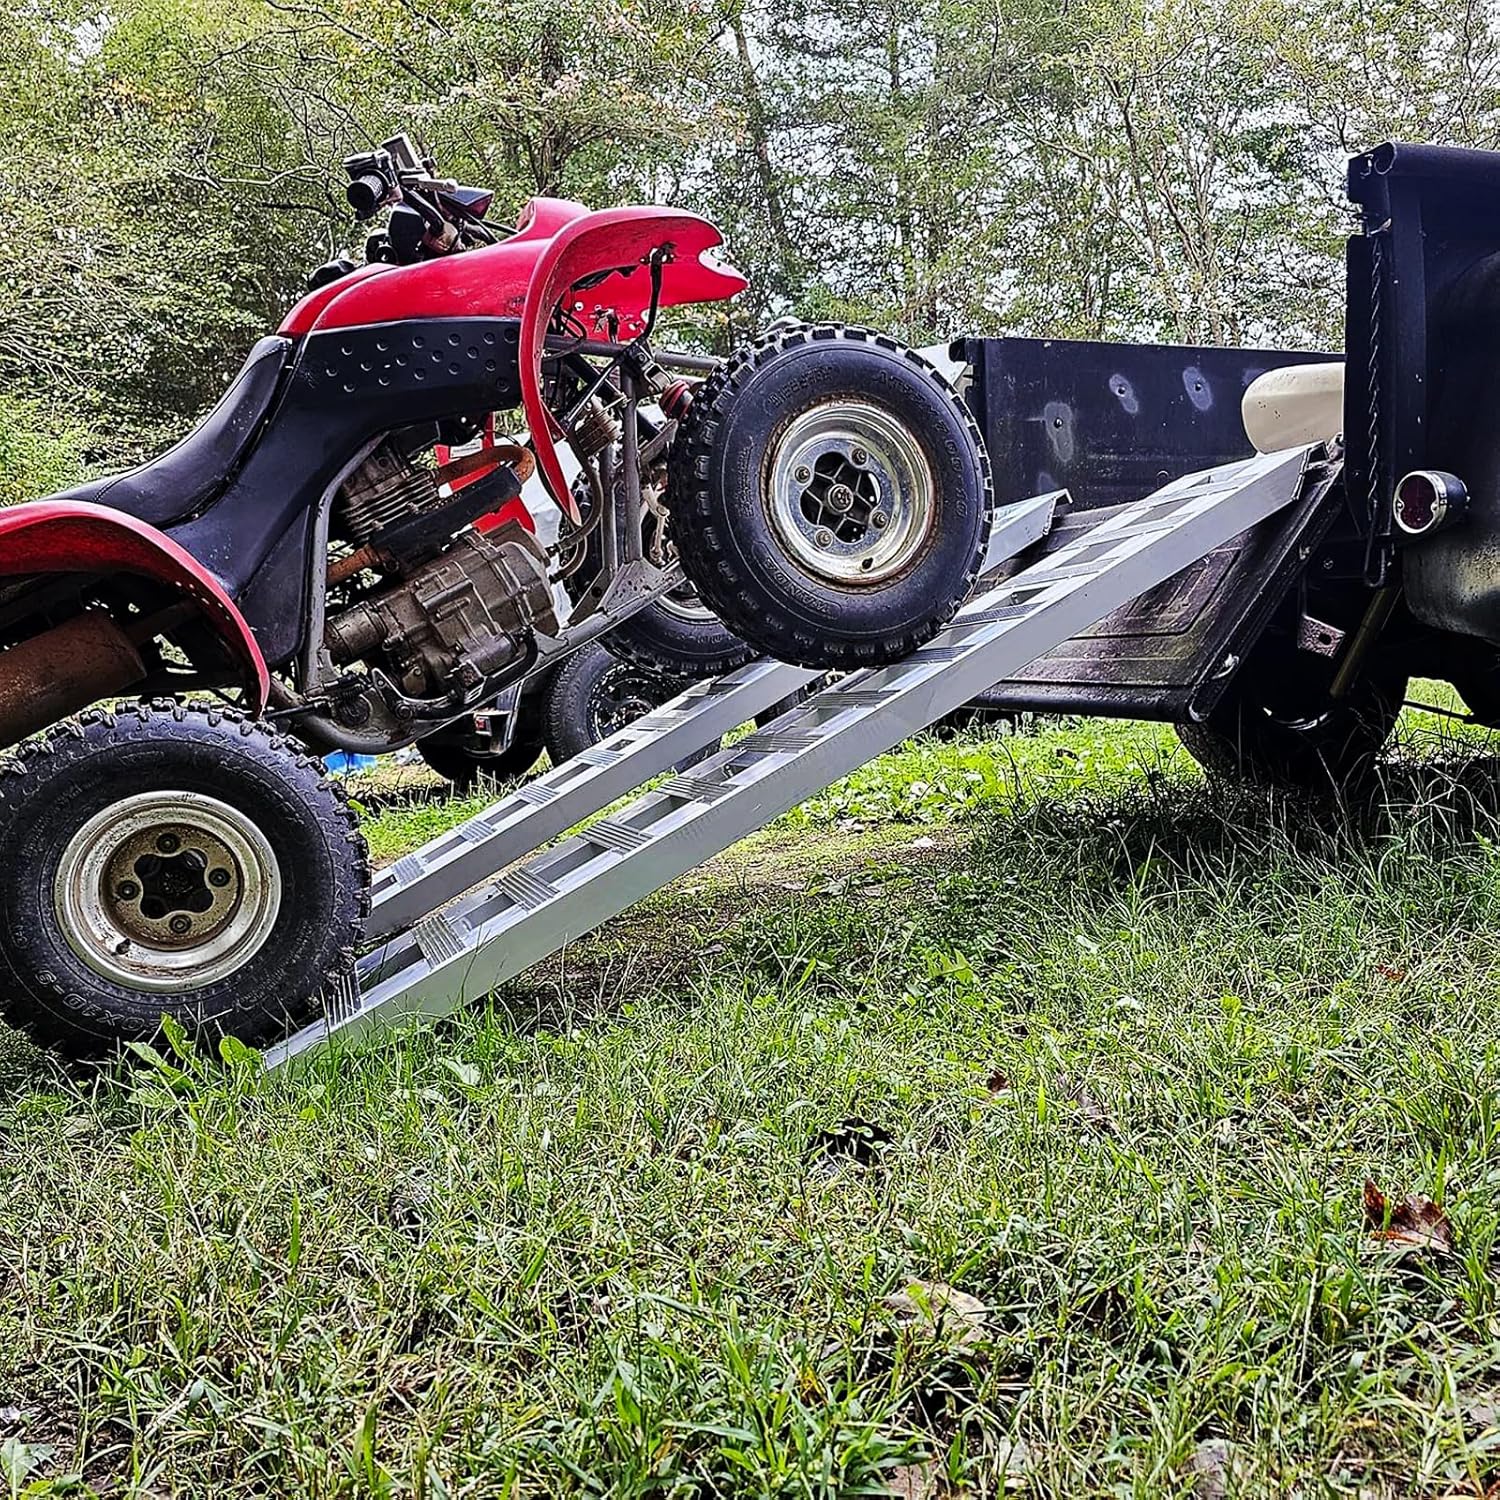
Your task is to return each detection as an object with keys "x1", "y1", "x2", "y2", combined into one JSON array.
[
  {"x1": 0, "y1": 501, "x2": 270, "y2": 712},
  {"x1": 519, "y1": 207, "x2": 747, "y2": 521}
]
